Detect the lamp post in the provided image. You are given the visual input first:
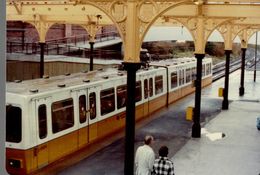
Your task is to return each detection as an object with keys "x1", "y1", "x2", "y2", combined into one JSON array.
[{"x1": 88, "y1": 14, "x2": 102, "y2": 71}]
